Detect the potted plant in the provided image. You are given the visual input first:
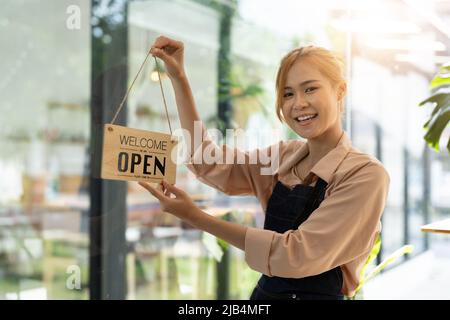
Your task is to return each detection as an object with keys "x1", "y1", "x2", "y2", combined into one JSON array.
[
  {"x1": 349, "y1": 235, "x2": 414, "y2": 299},
  {"x1": 419, "y1": 62, "x2": 450, "y2": 154}
]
